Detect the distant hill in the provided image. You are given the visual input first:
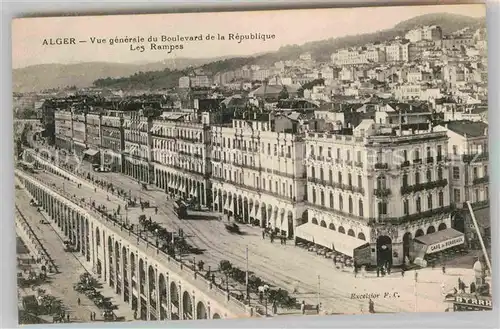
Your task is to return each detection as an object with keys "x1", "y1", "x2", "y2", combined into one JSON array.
[
  {"x1": 12, "y1": 57, "x2": 232, "y2": 93},
  {"x1": 13, "y1": 13, "x2": 485, "y2": 92}
]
